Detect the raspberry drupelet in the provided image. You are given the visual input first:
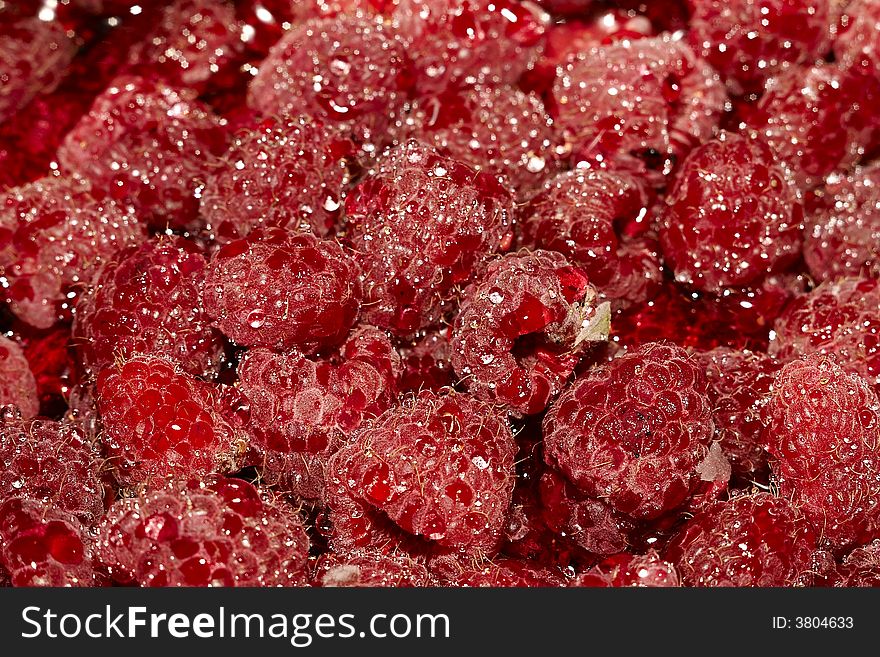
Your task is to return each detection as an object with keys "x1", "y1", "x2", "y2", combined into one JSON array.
[
  {"x1": 451, "y1": 250, "x2": 609, "y2": 416},
  {"x1": 0, "y1": 336, "x2": 38, "y2": 418},
  {"x1": 204, "y1": 228, "x2": 362, "y2": 352},
  {"x1": 343, "y1": 139, "x2": 514, "y2": 336},
  {"x1": 543, "y1": 342, "x2": 715, "y2": 520},
  {"x1": 96, "y1": 477, "x2": 310, "y2": 586},
  {"x1": 326, "y1": 389, "x2": 517, "y2": 553}
]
